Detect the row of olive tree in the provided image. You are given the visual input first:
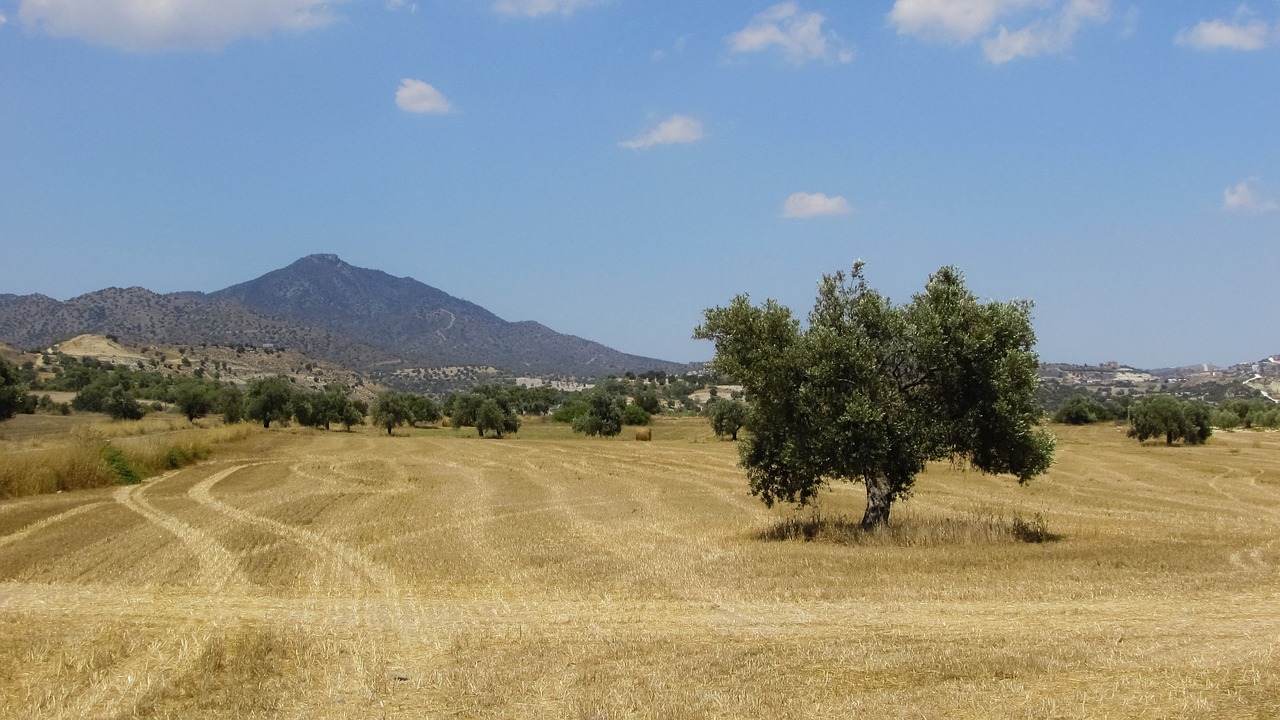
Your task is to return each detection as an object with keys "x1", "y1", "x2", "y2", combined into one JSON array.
[
  {"x1": 369, "y1": 390, "x2": 442, "y2": 435},
  {"x1": 1054, "y1": 391, "x2": 1277, "y2": 439}
]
